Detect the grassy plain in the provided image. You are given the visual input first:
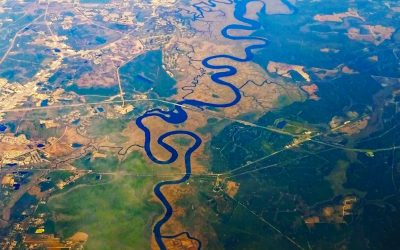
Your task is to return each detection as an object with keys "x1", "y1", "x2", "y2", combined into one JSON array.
[{"x1": 48, "y1": 153, "x2": 161, "y2": 249}]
